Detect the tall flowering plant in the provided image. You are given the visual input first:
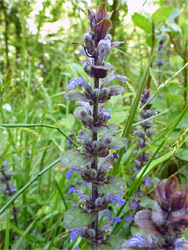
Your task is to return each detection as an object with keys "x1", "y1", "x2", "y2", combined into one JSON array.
[{"x1": 61, "y1": 3, "x2": 127, "y2": 249}]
